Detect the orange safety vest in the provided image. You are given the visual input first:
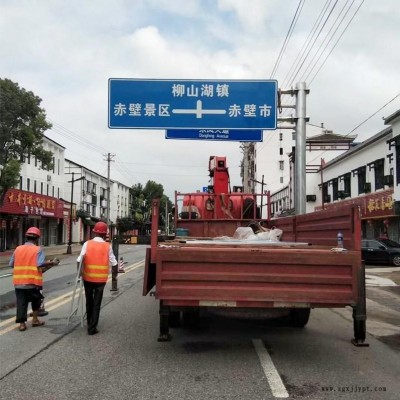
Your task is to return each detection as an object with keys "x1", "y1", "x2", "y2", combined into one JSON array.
[
  {"x1": 12, "y1": 244, "x2": 43, "y2": 288},
  {"x1": 82, "y1": 240, "x2": 110, "y2": 283}
]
